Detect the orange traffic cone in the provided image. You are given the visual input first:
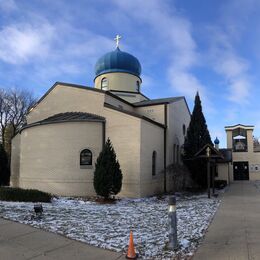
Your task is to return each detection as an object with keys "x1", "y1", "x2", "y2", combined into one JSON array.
[{"x1": 126, "y1": 231, "x2": 138, "y2": 259}]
